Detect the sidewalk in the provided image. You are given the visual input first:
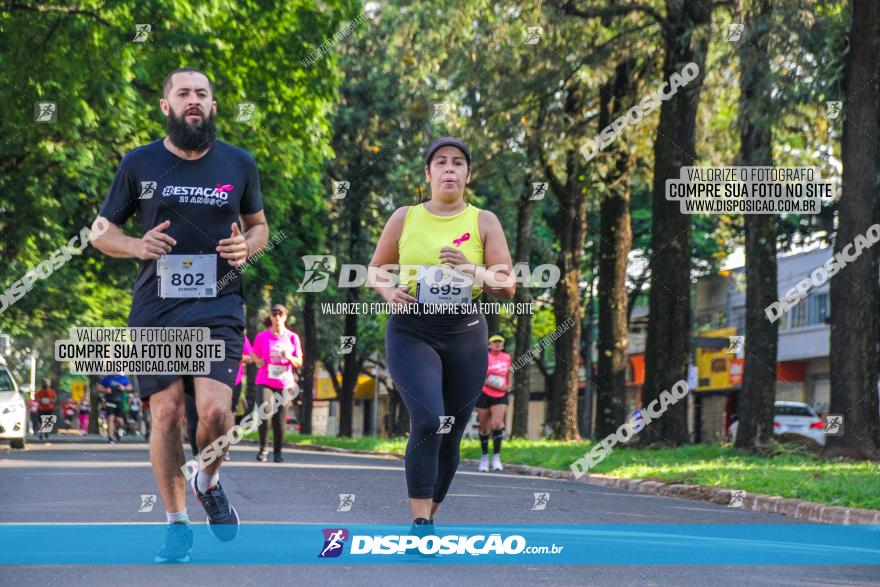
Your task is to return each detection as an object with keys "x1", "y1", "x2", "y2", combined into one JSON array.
[{"x1": 24, "y1": 432, "x2": 146, "y2": 444}]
